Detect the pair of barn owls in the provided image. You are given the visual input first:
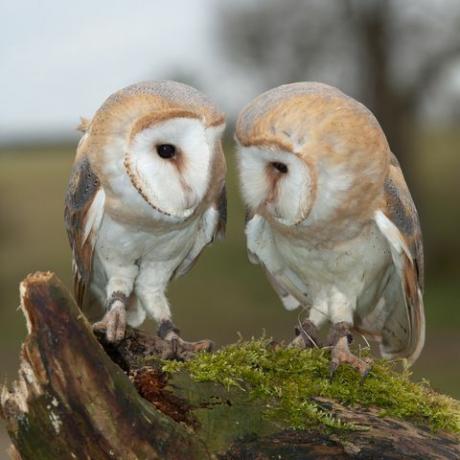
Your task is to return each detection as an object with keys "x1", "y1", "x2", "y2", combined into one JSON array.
[{"x1": 65, "y1": 81, "x2": 425, "y2": 373}]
